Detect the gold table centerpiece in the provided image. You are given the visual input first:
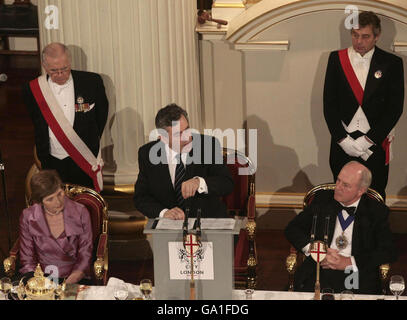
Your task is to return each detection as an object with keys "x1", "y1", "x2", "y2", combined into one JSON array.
[{"x1": 18, "y1": 264, "x2": 65, "y2": 300}]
